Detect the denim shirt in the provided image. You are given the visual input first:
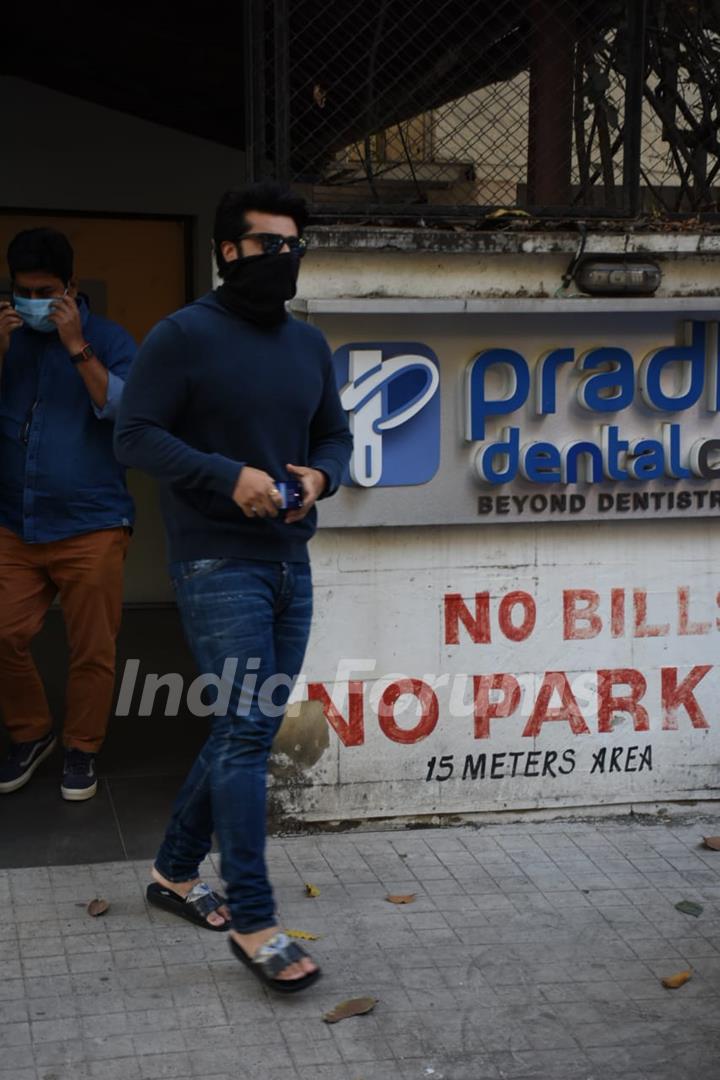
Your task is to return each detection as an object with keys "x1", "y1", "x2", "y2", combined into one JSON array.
[{"x1": 0, "y1": 298, "x2": 136, "y2": 542}]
